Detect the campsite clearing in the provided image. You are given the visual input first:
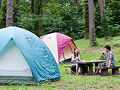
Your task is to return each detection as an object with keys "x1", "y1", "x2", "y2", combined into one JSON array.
[{"x1": 0, "y1": 36, "x2": 120, "y2": 89}]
